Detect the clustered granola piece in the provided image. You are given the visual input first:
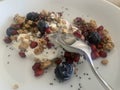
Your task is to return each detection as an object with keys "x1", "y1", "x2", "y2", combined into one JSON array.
[{"x1": 73, "y1": 17, "x2": 114, "y2": 59}]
